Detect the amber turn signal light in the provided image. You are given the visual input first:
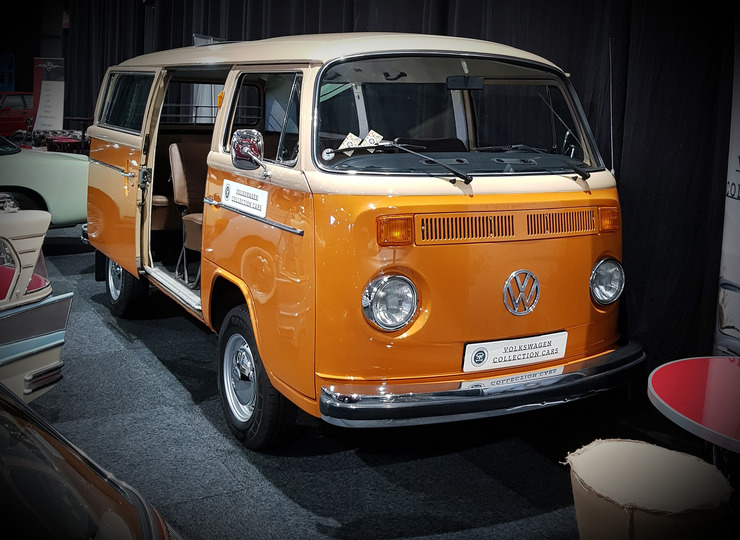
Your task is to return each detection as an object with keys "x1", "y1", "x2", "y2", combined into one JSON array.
[
  {"x1": 599, "y1": 207, "x2": 620, "y2": 232},
  {"x1": 377, "y1": 215, "x2": 414, "y2": 246}
]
